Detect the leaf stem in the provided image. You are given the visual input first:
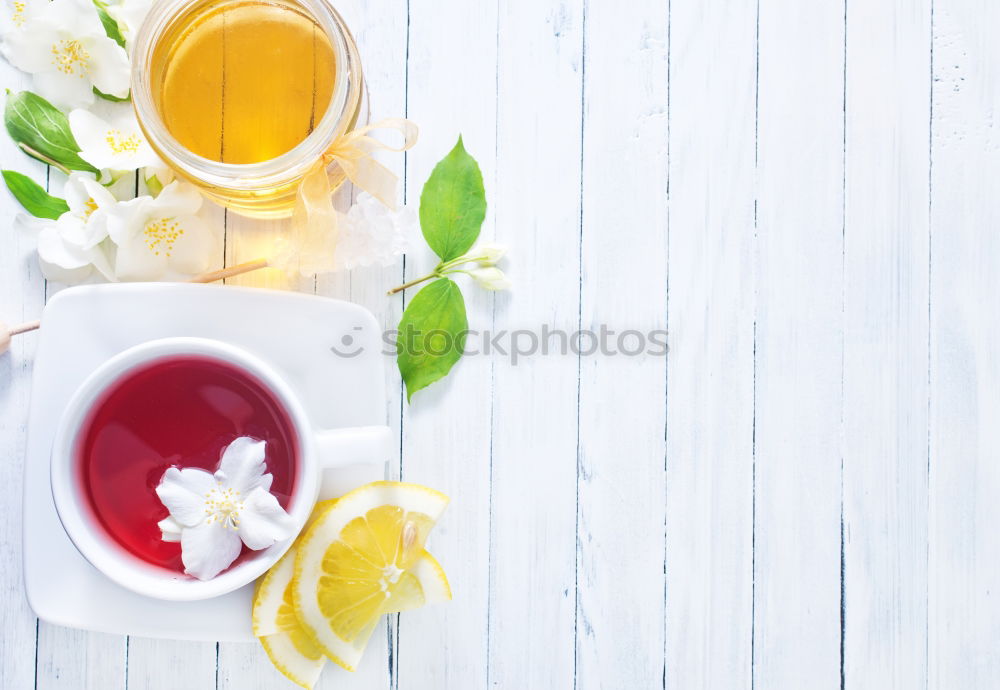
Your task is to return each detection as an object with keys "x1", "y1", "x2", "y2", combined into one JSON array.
[
  {"x1": 17, "y1": 142, "x2": 71, "y2": 176},
  {"x1": 387, "y1": 271, "x2": 439, "y2": 295},
  {"x1": 387, "y1": 253, "x2": 494, "y2": 296}
]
